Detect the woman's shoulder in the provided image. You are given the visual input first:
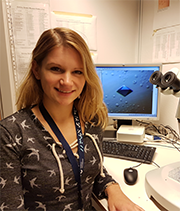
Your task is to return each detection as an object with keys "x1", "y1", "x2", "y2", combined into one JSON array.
[
  {"x1": 0, "y1": 107, "x2": 36, "y2": 131},
  {"x1": 85, "y1": 120, "x2": 104, "y2": 137}
]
